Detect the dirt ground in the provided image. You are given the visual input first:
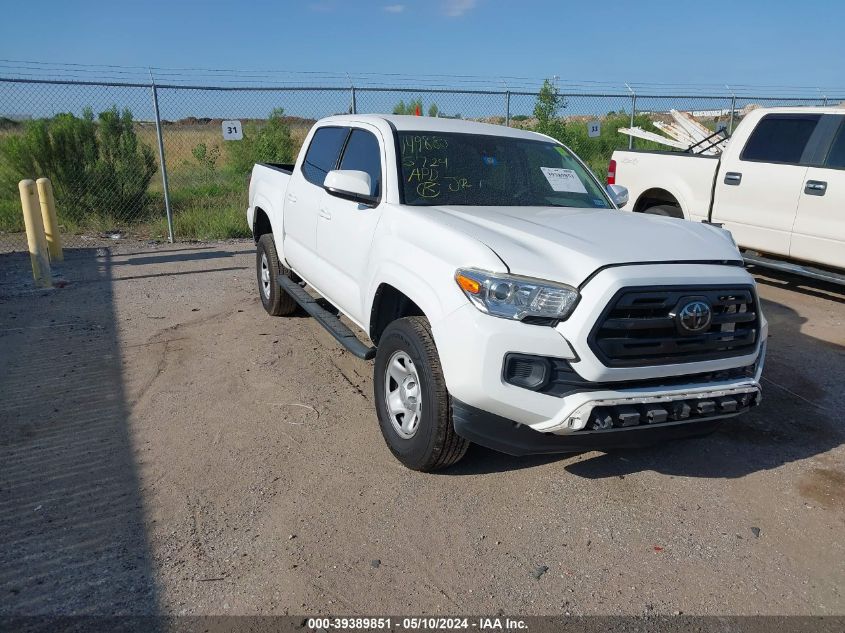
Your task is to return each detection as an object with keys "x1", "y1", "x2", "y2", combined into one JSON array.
[{"x1": 1, "y1": 240, "x2": 843, "y2": 617}]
